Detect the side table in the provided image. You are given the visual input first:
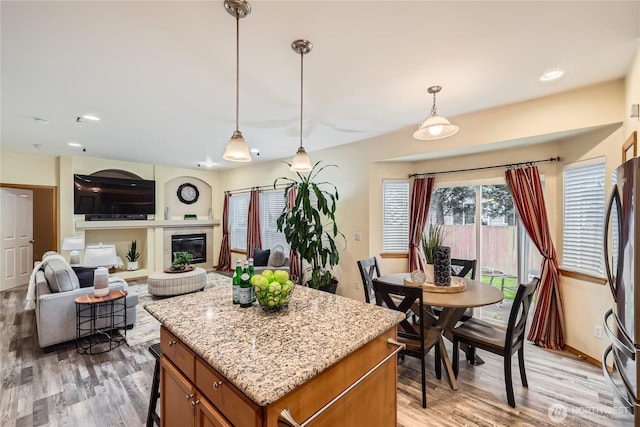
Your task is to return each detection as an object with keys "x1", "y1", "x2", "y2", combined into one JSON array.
[{"x1": 75, "y1": 289, "x2": 128, "y2": 354}]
